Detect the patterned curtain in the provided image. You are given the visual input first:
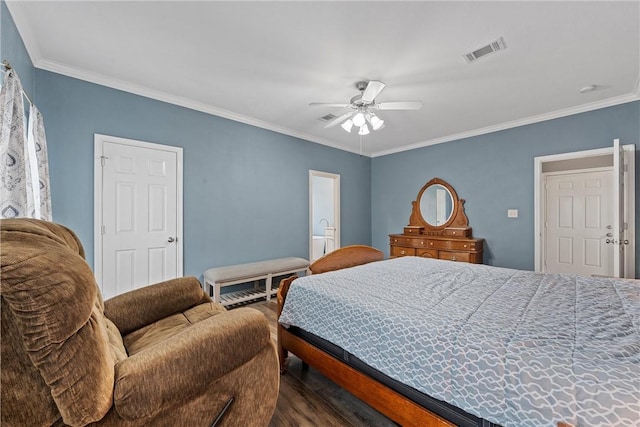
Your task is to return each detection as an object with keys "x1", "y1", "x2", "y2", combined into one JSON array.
[
  {"x1": 28, "y1": 104, "x2": 52, "y2": 220},
  {"x1": 0, "y1": 69, "x2": 51, "y2": 219}
]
